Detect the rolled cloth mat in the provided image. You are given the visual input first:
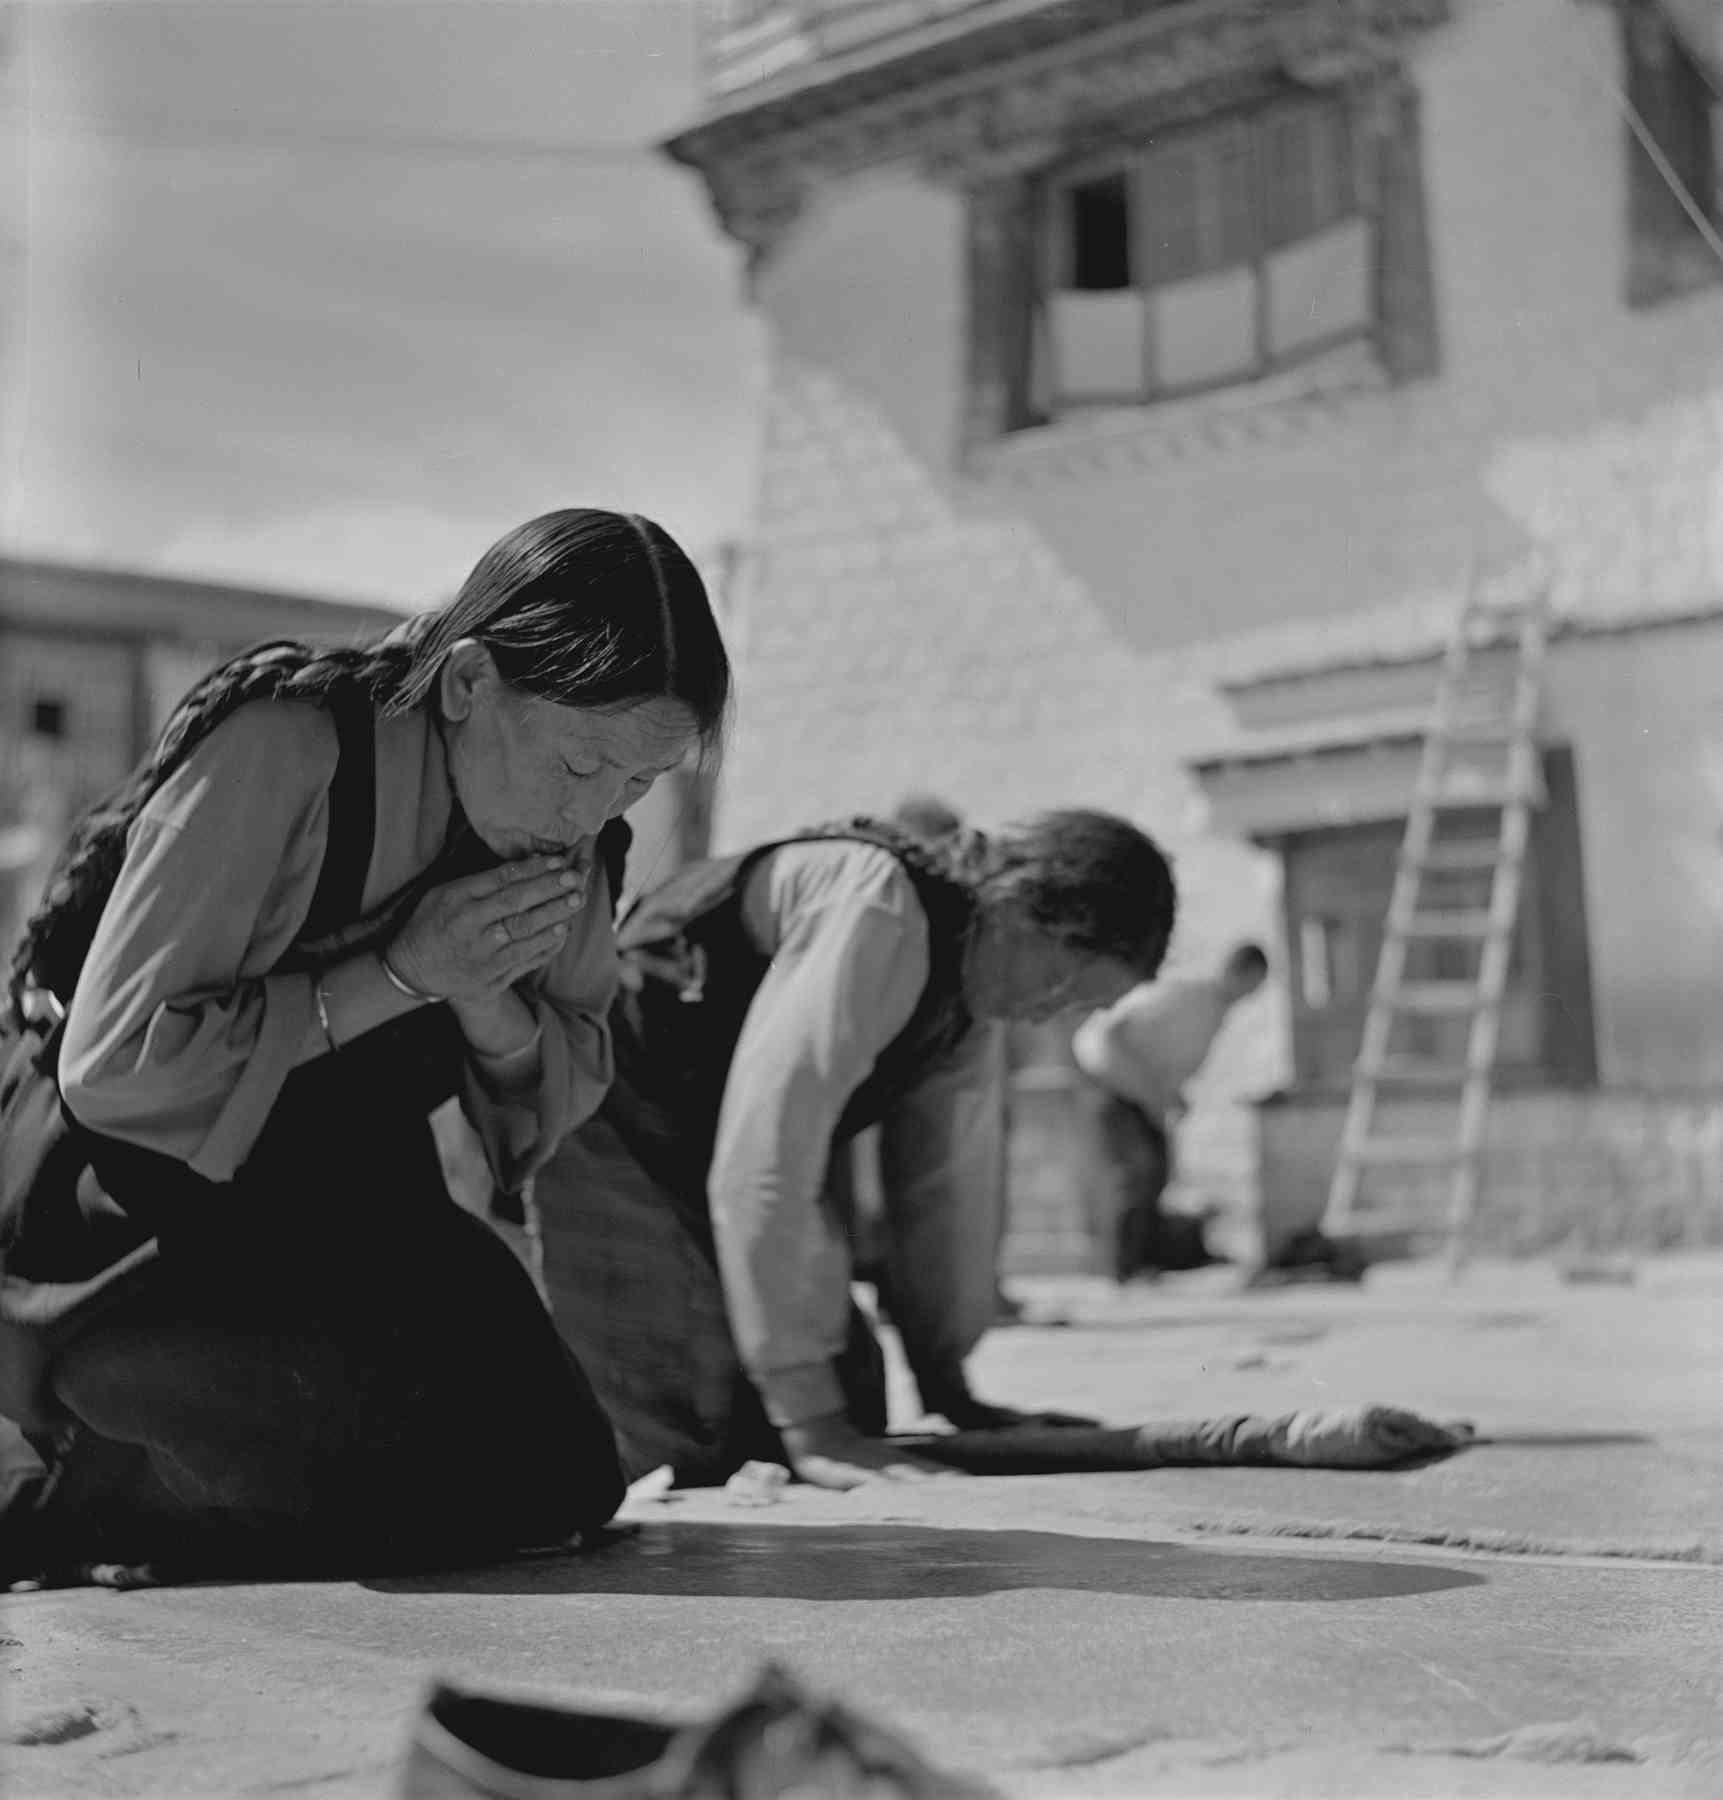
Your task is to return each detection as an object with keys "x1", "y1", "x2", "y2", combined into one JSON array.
[{"x1": 893, "y1": 1405, "x2": 1477, "y2": 1475}]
